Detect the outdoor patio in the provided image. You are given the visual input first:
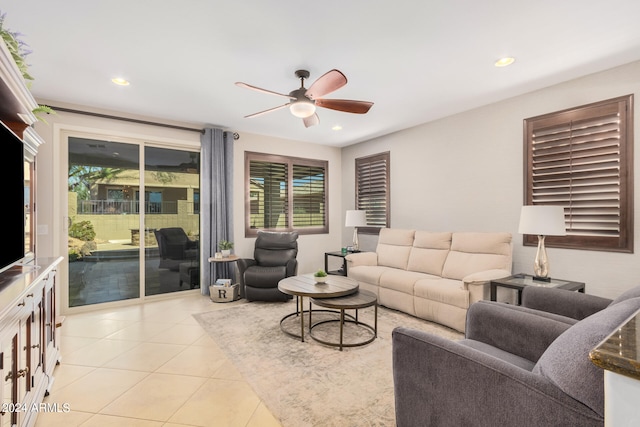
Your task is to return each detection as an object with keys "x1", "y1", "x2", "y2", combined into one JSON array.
[{"x1": 68, "y1": 241, "x2": 199, "y2": 307}]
